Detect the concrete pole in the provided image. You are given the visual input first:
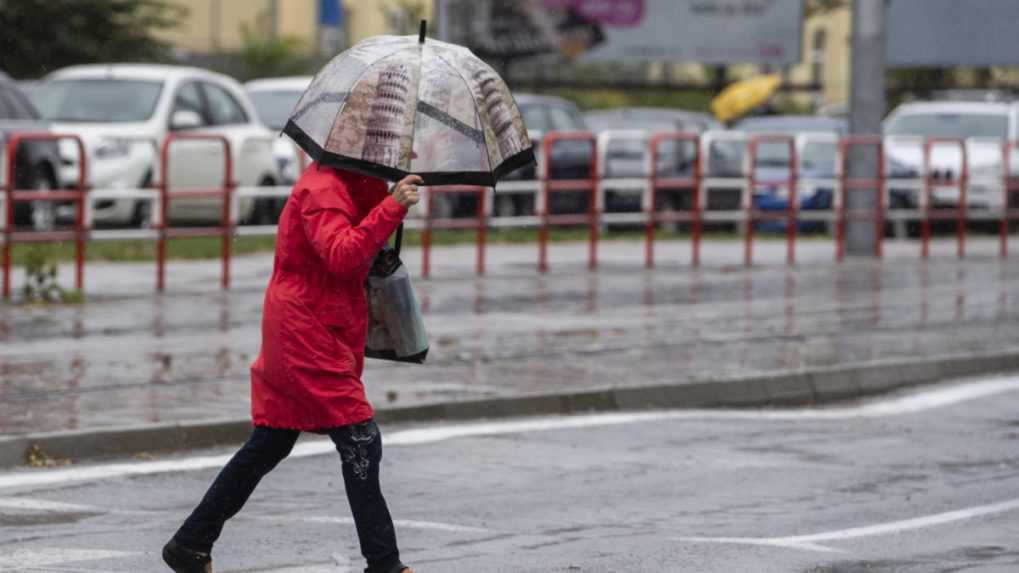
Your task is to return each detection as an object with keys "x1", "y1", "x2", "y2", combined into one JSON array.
[{"x1": 846, "y1": 0, "x2": 887, "y2": 256}]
